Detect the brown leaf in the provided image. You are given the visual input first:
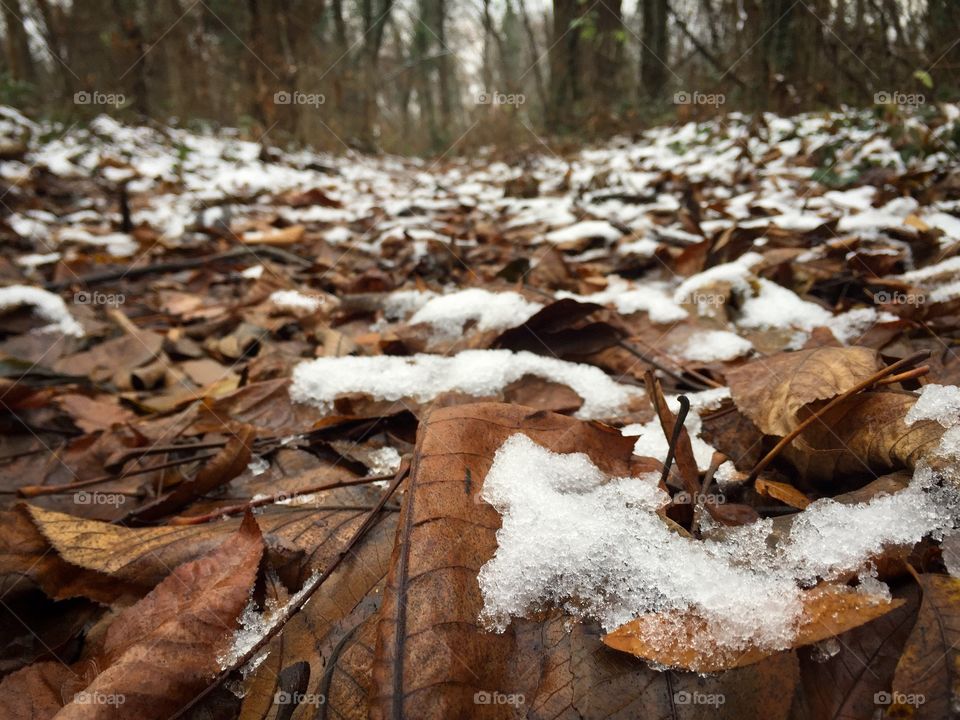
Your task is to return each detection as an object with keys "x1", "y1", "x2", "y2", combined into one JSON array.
[
  {"x1": 646, "y1": 369, "x2": 699, "y2": 495},
  {"x1": 755, "y1": 477, "x2": 811, "y2": 509},
  {"x1": 726, "y1": 346, "x2": 881, "y2": 436},
  {"x1": 10, "y1": 489, "x2": 379, "y2": 603},
  {"x1": 123, "y1": 424, "x2": 256, "y2": 523},
  {"x1": 53, "y1": 513, "x2": 263, "y2": 719},
  {"x1": 492, "y1": 298, "x2": 621, "y2": 357},
  {"x1": 603, "y1": 585, "x2": 904, "y2": 673},
  {"x1": 796, "y1": 584, "x2": 919, "y2": 720},
  {"x1": 0, "y1": 661, "x2": 74, "y2": 720},
  {"x1": 54, "y1": 394, "x2": 135, "y2": 433},
  {"x1": 238, "y1": 512, "x2": 397, "y2": 718},
  {"x1": 889, "y1": 574, "x2": 960, "y2": 719},
  {"x1": 782, "y1": 391, "x2": 944, "y2": 482},
  {"x1": 370, "y1": 402, "x2": 665, "y2": 719}
]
